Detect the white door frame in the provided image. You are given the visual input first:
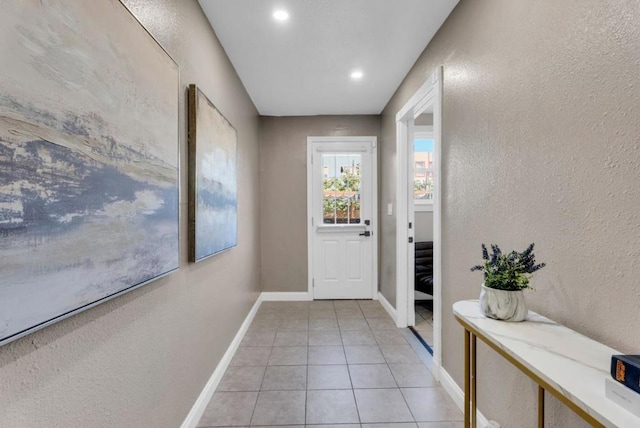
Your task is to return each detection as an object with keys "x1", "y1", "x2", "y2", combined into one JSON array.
[
  {"x1": 307, "y1": 136, "x2": 379, "y2": 300},
  {"x1": 395, "y1": 68, "x2": 443, "y2": 373}
]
